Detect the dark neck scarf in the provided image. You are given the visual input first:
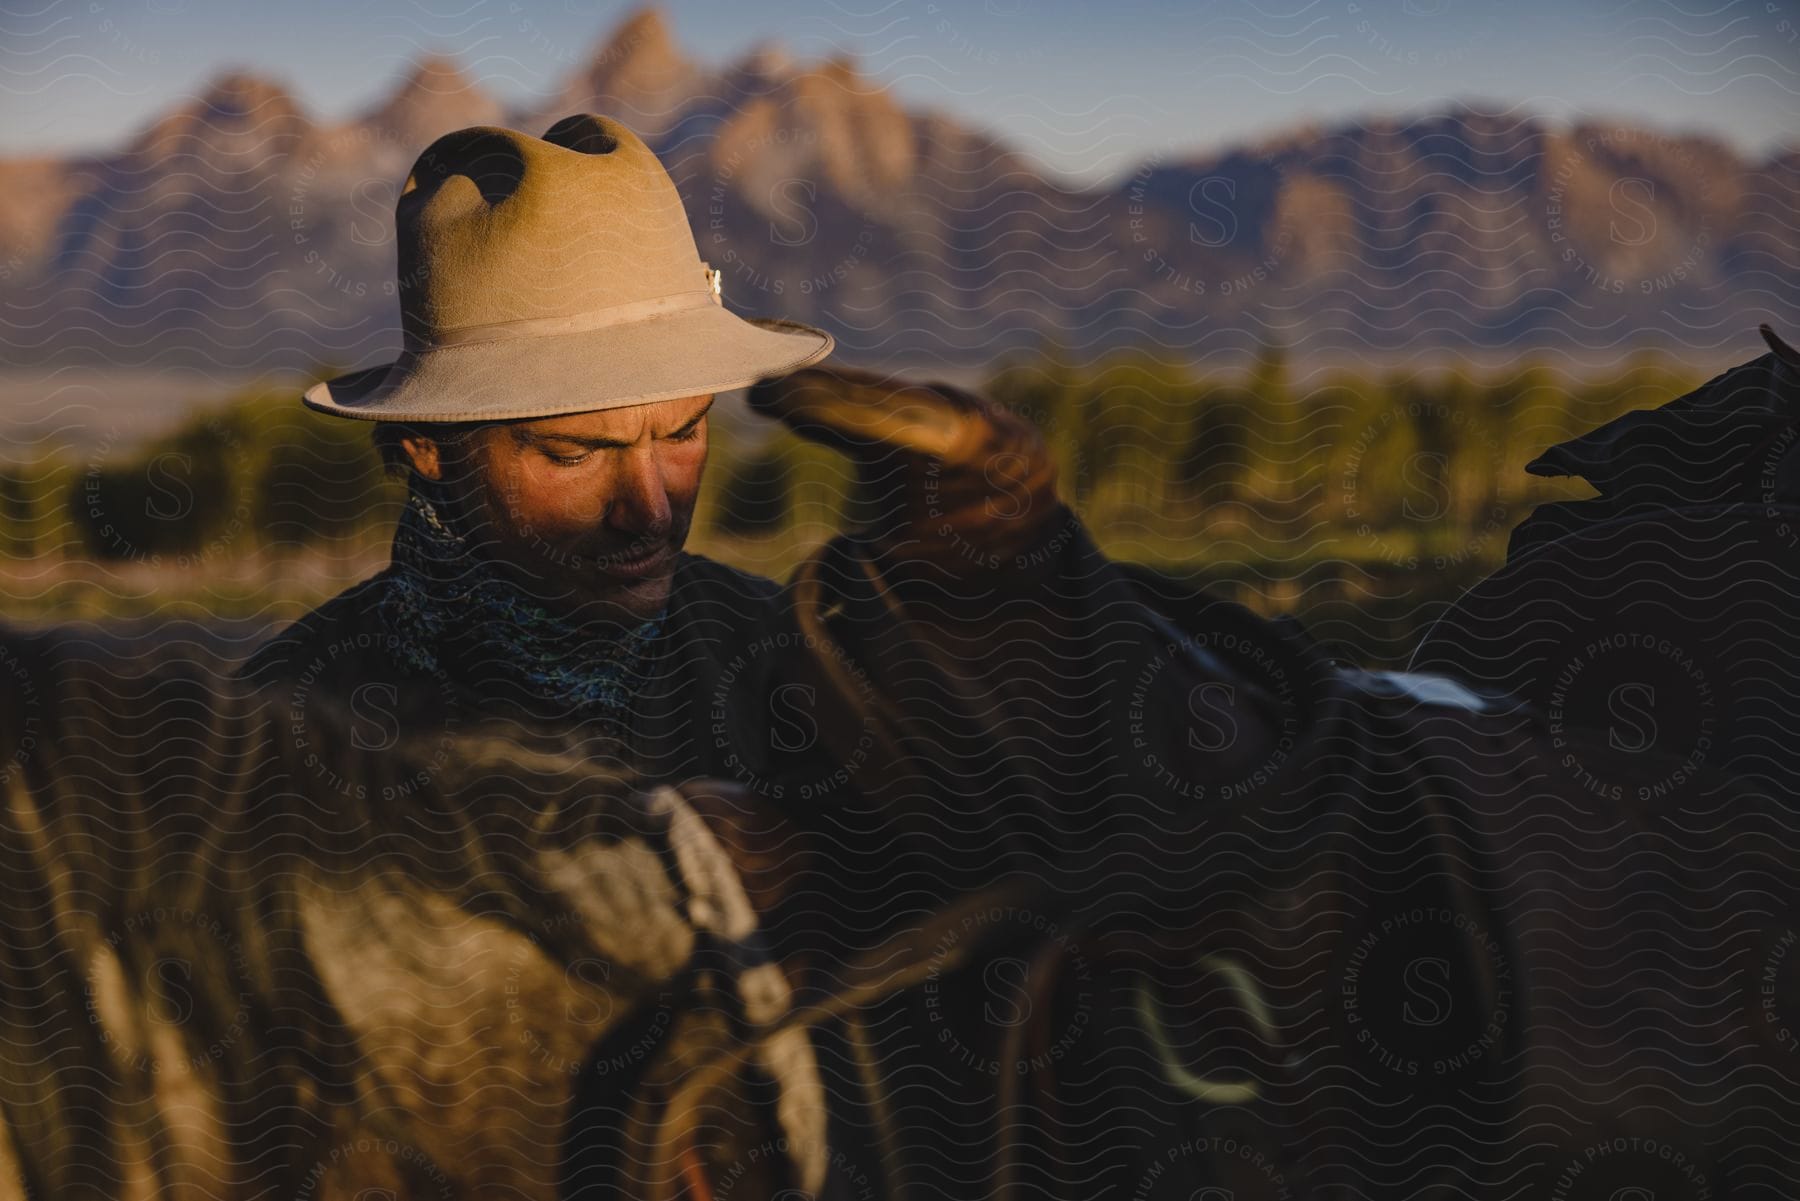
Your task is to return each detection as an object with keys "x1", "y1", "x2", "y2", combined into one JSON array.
[{"x1": 374, "y1": 481, "x2": 668, "y2": 724}]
